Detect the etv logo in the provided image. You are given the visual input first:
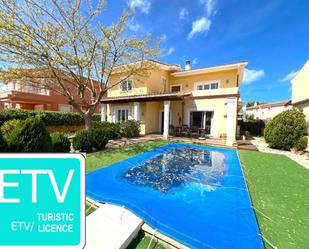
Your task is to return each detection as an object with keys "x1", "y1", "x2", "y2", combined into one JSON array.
[
  {"x1": 0, "y1": 169, "x2": 74, "y2": 203},
  {"x1": 0, "y1": 154, "x2": 85, "y2": 249}
]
